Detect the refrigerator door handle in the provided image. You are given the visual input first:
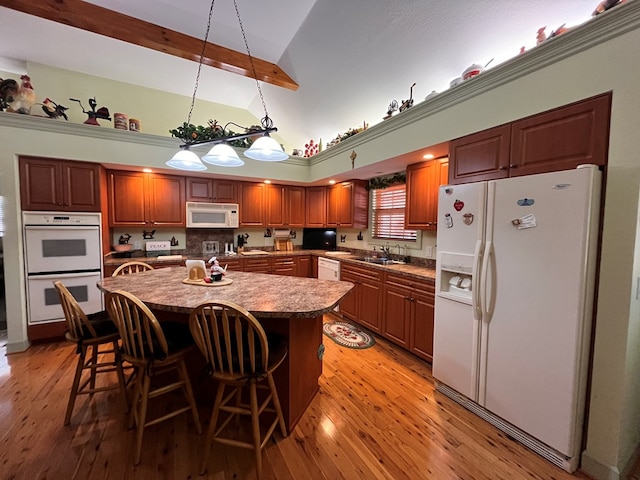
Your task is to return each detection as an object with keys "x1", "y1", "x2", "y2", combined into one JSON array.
[
  {"x1": 472, "y1": 240, "x2": 483, "y2": 321},
  {"x1": 480, "y1": 240, "x2": 495, "y2": 323}
]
